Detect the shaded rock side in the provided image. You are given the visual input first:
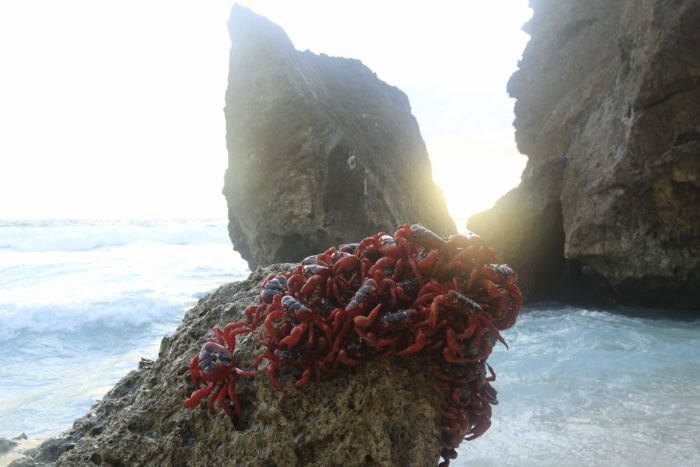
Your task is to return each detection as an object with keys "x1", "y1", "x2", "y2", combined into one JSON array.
[
  {"x1": 223, "y1": 6, "x2": 456, "y2": 269},
  {"x1": 15, "y1": 266, "x2": 442, "y2": 467},
  {"x1": 469, "y1": 0, "x2": 700, "y2": 308}
]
